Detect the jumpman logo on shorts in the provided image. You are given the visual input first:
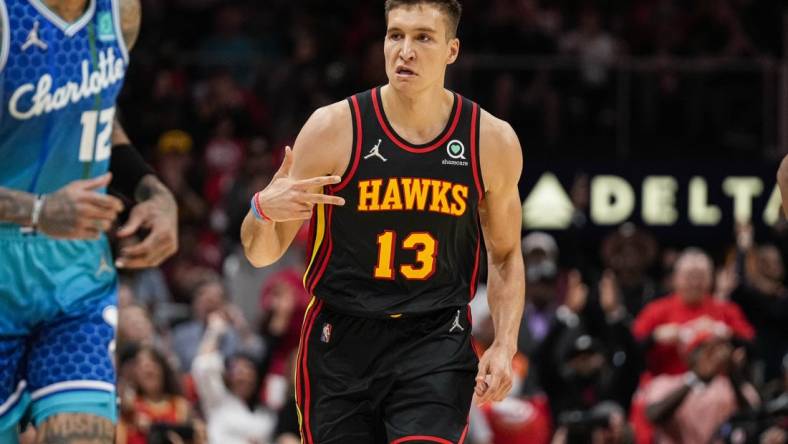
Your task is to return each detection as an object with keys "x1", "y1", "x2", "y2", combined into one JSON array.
[
  {"x1": 21, "y1": 21, "x2": 48, "y2": 52},
  {"x1": 95, "y1": 255, "x2": 113, "y2": 277},
  {"x1": 363, "y1": 139, "x2": 387, "y2": 162},
  {"x1": 449, "y1": 309, "x2": 464, "y2": 333}
]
